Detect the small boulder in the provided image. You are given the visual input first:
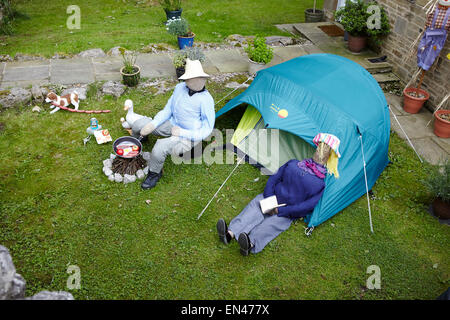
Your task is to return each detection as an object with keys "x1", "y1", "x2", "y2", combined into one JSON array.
[
  {"x1": 61, "y1": 86, "x2": 88, "y2": 100},
  {"x1": 27, "y1": 291, "x2": 74, "y2": 300},
  {"x1": 143, "y1": 166, "x2": 149, "y2": 175},
  {"x1": 108, "y1": 174, "x2": 115, "y2": 182},
  {"x1": 0, "y1": 88, "x2": 32, "y2": 109},
  {"x1": 136, "y1": 169, "x2": 145, "y2": 180},
  {"x1": 32, "y1": 106, "x2": 41, "y2": 113},
  {"x1": 101, "y1": 81, "x2": 126, "y2": 98},
  {"x1": 103, "y1": 159, "x2": 113, "y2": 168},
  {"x1": 77, "y1": 48, "x2": 106, "y2": 58},
  {"x1": 103, "y1": 167, "x2": 113, "y2": 177},
  {"x1": 114, "y1": 173, "x2": 123, "y2": 183},
  {"x1": 123, "y1": 174, "x2": 136, "y2": 184},
  {"x1": 31, "y1": 85, "x2": 45, "y2": 103}
]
